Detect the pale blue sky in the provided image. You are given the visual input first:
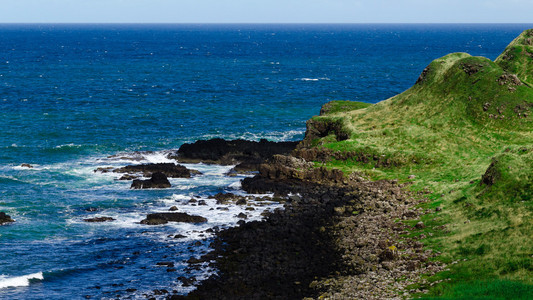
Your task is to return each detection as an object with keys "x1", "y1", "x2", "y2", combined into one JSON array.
[{"x1": 1, "y1": 0, "x2": 532, "y2": 23}]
